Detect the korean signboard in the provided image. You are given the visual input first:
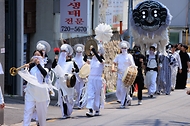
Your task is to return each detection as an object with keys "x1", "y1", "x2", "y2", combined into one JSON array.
[{"x1": 60, "y1": 0, "x2": 88, "y2": 33}]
